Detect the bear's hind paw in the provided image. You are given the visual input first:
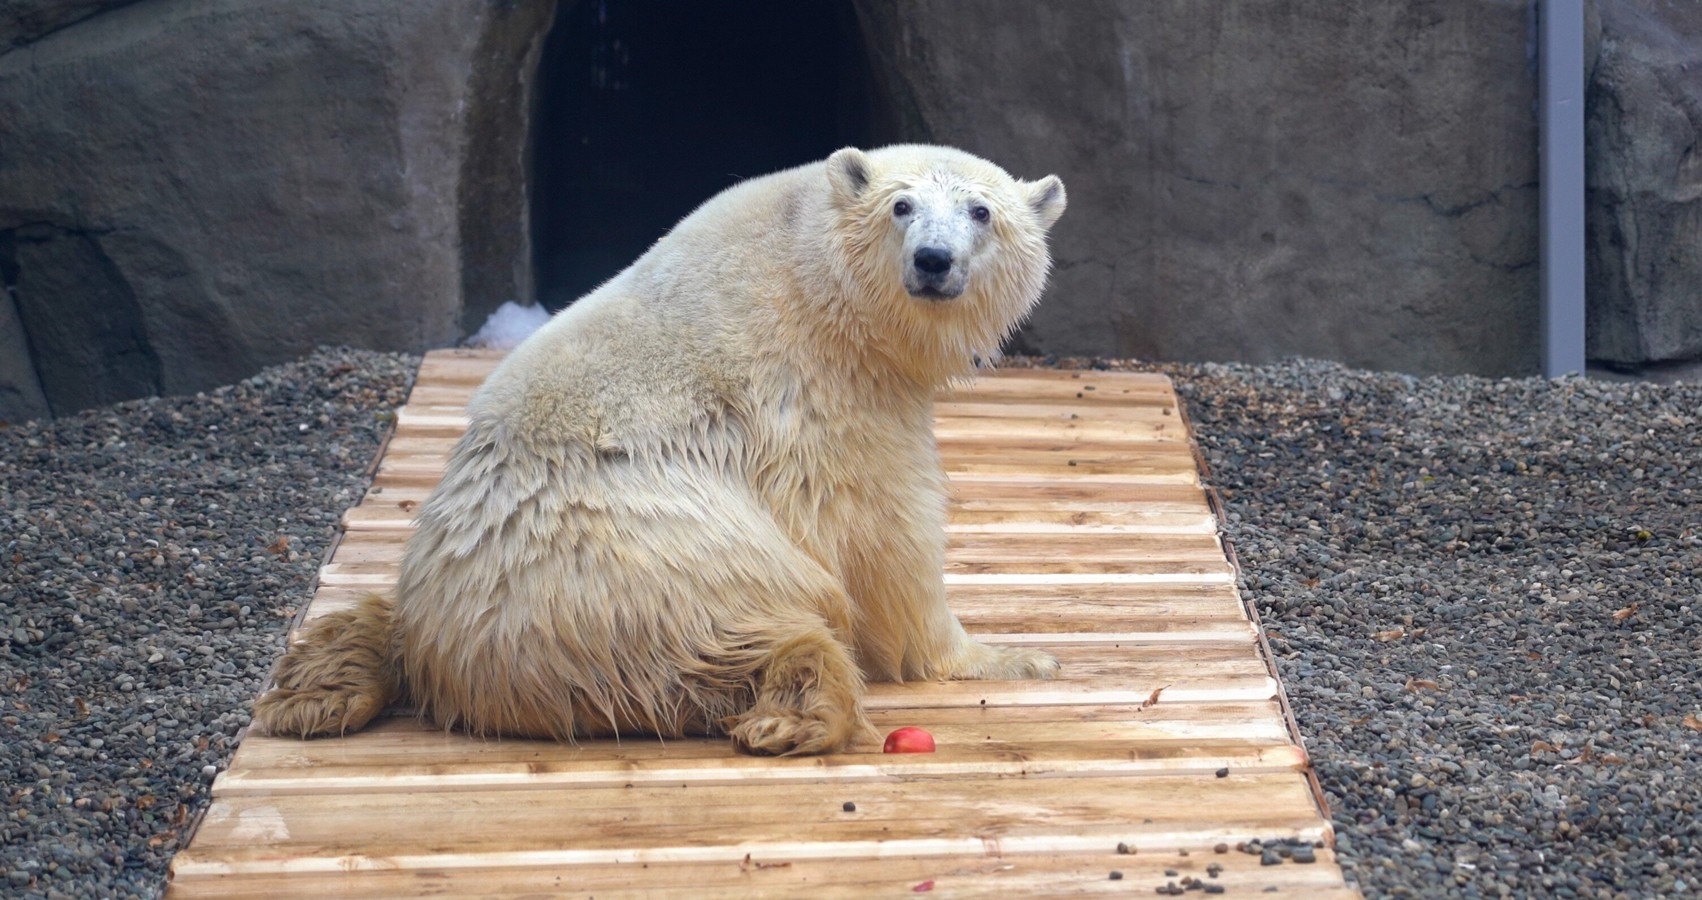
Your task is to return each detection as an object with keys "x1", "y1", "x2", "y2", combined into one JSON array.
[{"x1": 252, "y1": 687, "x2": 385, "y2": 739}]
